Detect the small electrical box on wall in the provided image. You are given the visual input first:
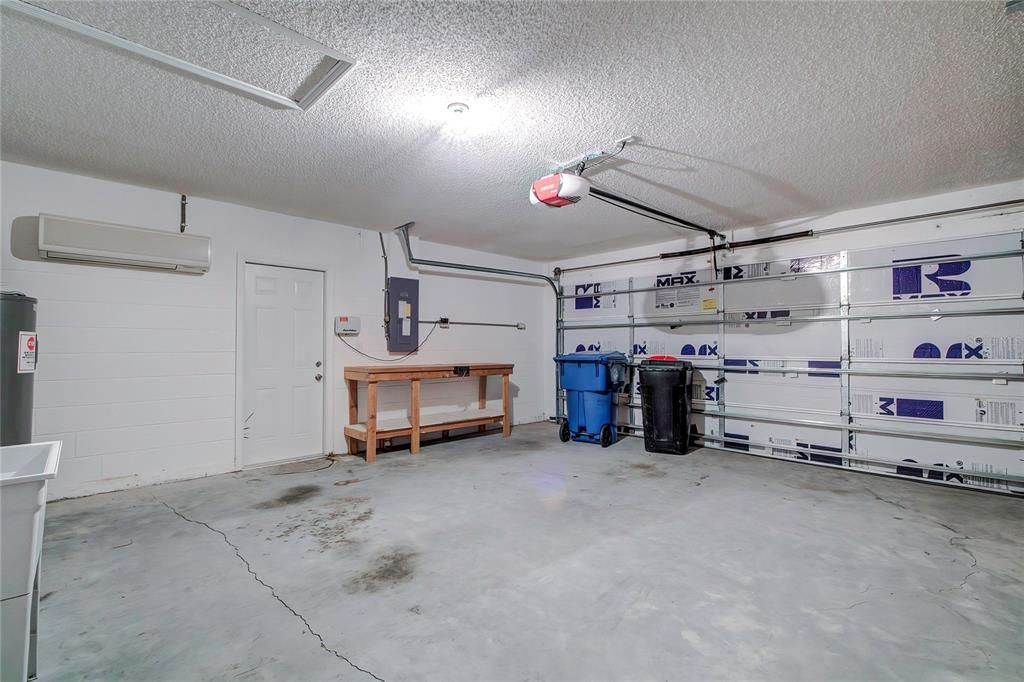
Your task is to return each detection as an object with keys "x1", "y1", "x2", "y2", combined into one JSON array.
[
  {"x1": 335, "y1": 316, "x2": 360, "y2": 336},
  {"x1": 387, "y1": 277, "x2": 419, "y2": 352}
]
